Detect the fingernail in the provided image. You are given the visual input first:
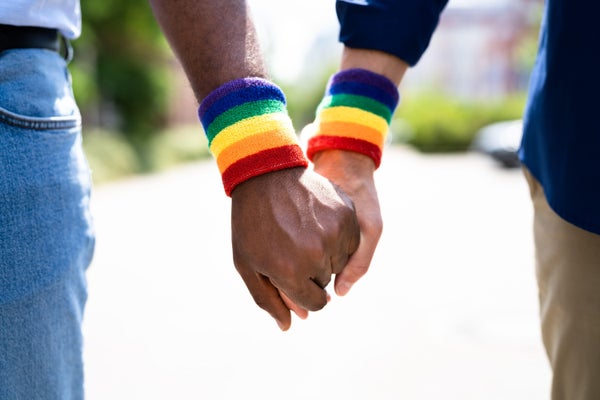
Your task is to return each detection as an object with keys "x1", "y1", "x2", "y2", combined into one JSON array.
[{"x1": 276, "y1": 319, "x2": 287, "y2": 331}]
